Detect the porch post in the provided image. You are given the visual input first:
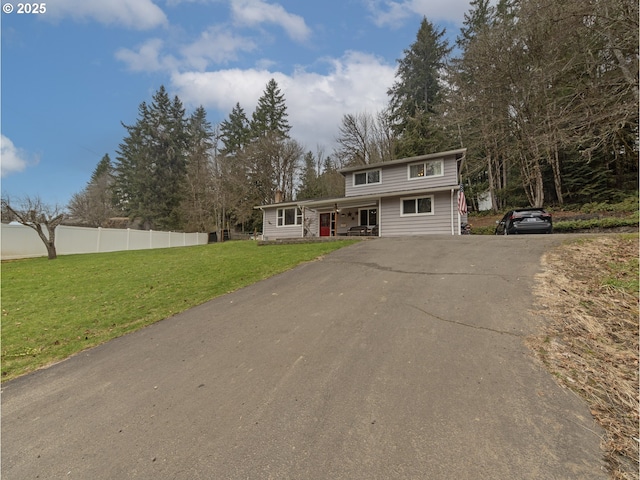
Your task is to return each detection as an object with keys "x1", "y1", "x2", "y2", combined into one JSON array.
[
  {"x1": 450, "y1": 188, "x2": 455, "y2": 235},
  {"x1": 456, "y1": 188, "x2": 462, "y2": 235}
]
